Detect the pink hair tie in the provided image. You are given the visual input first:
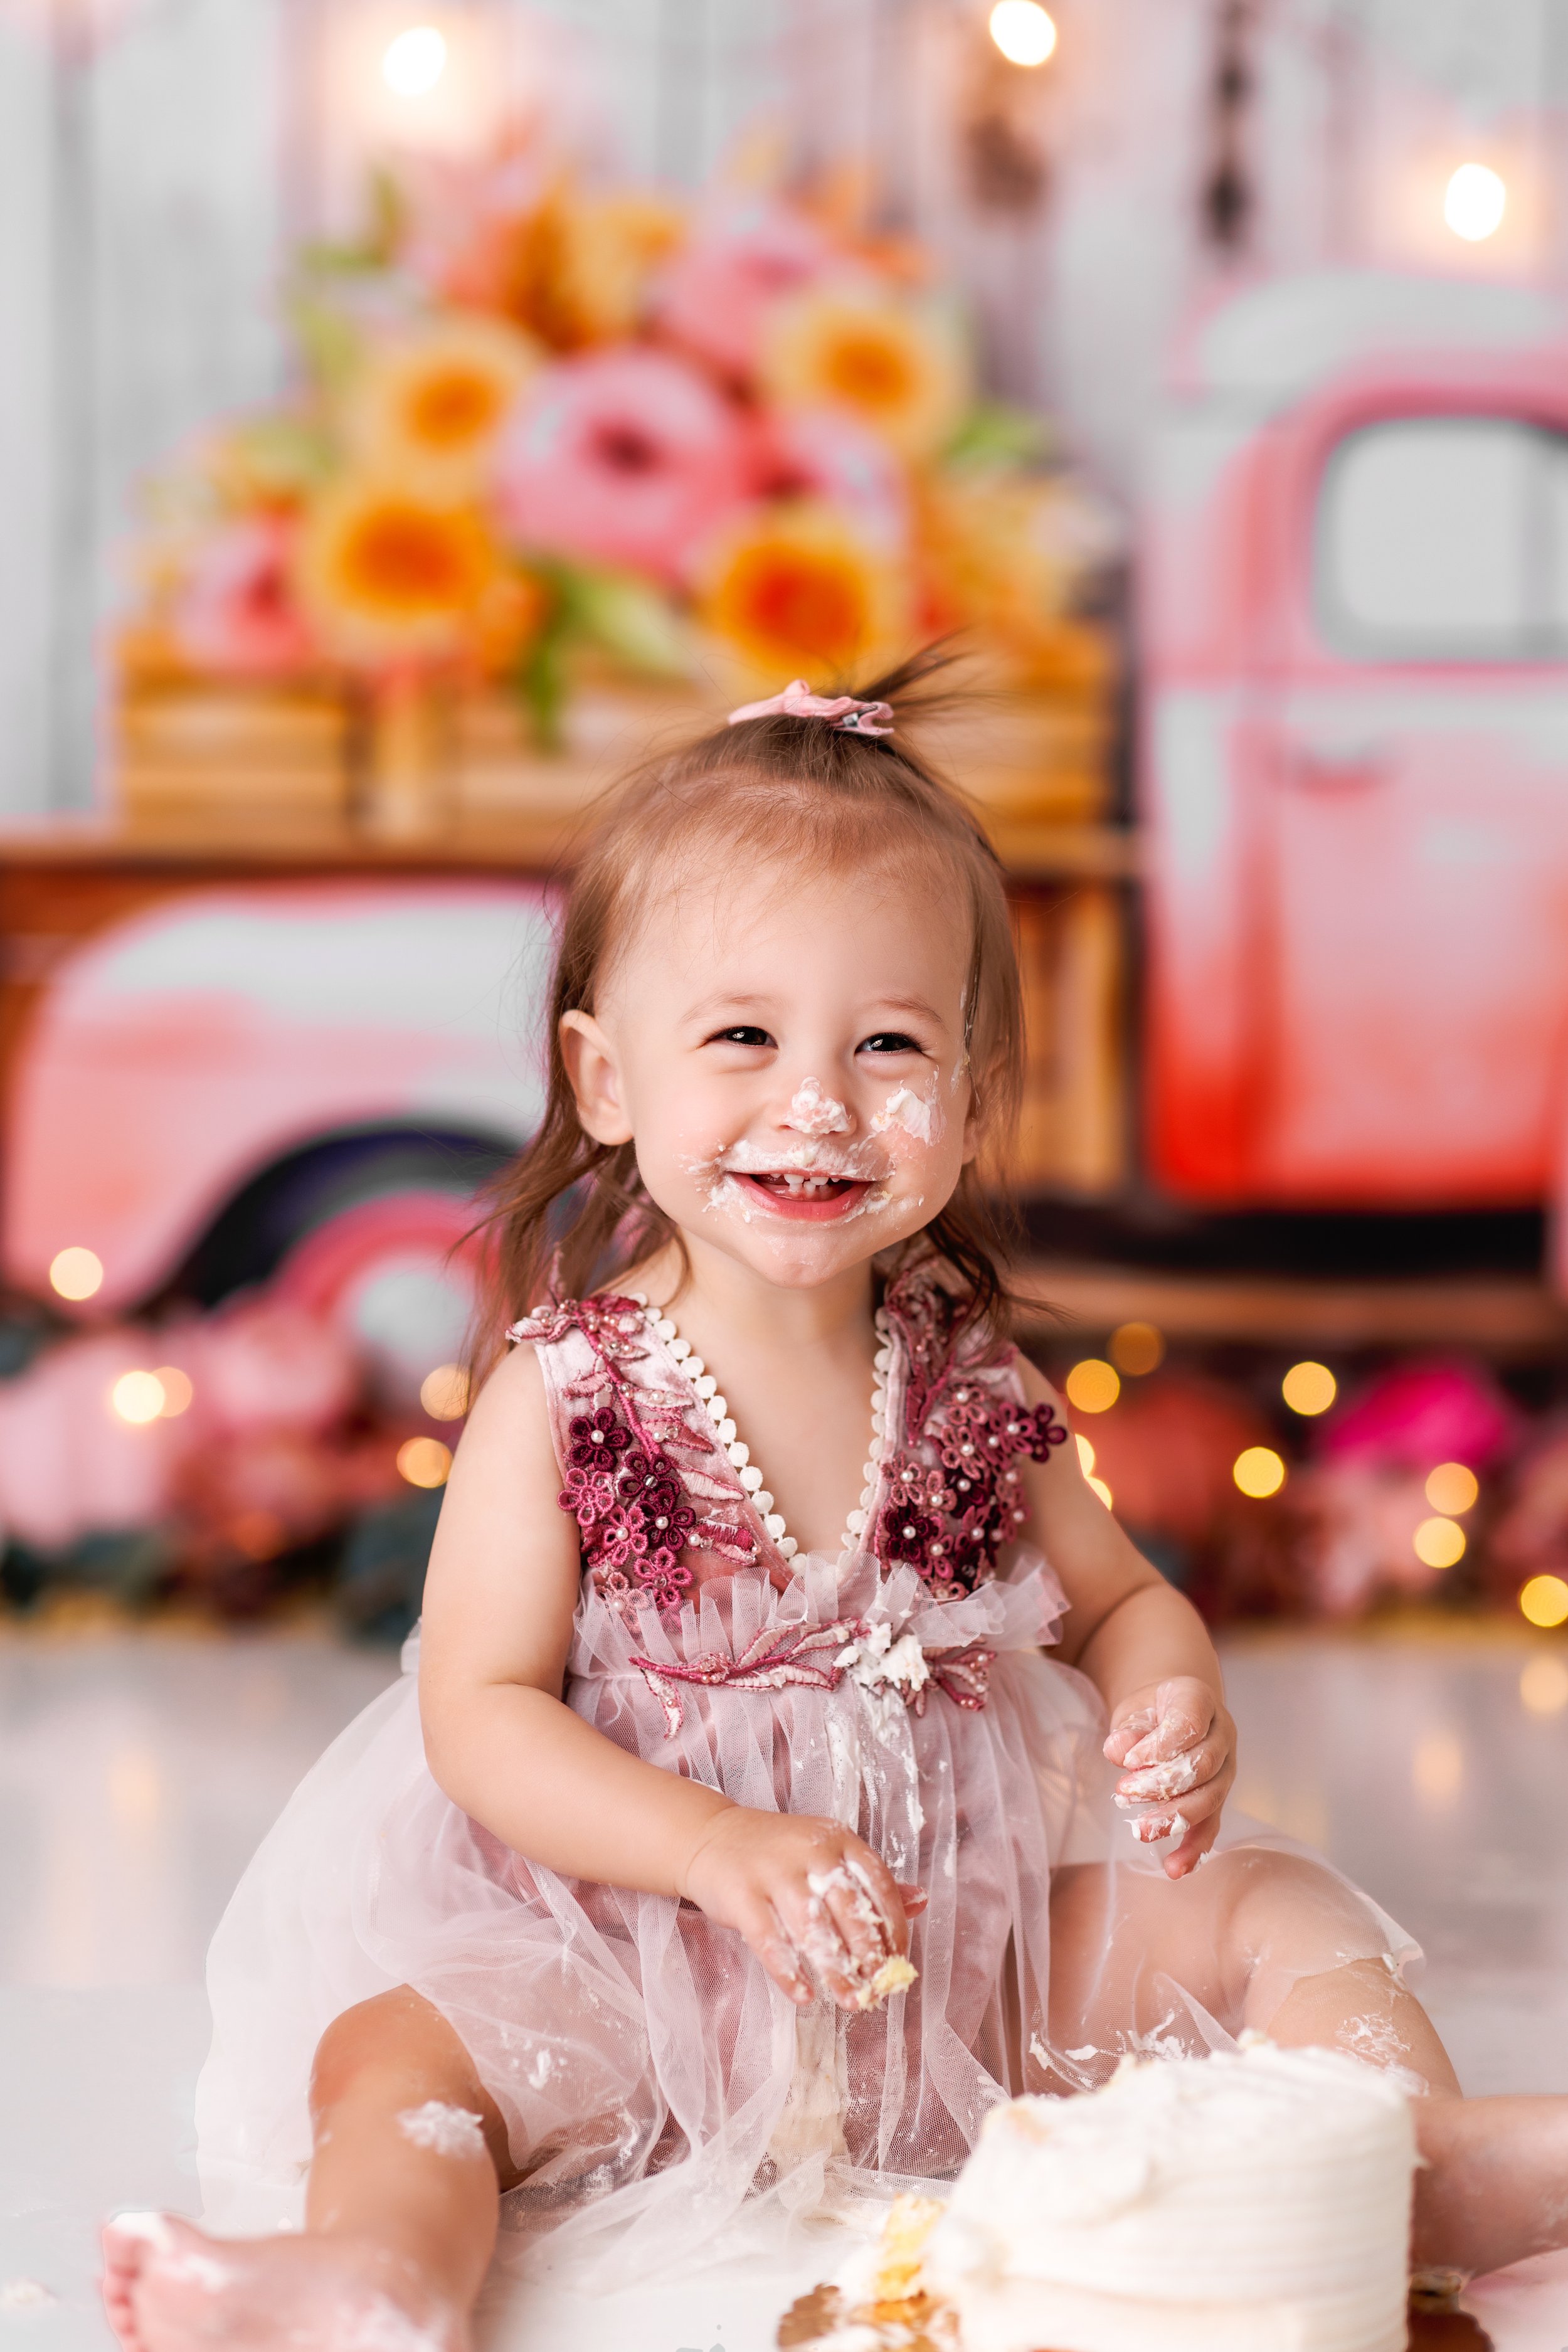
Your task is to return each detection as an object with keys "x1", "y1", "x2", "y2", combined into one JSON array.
[{"x1": 726, "y1": 680, "x2": 894, "y2": 736}]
